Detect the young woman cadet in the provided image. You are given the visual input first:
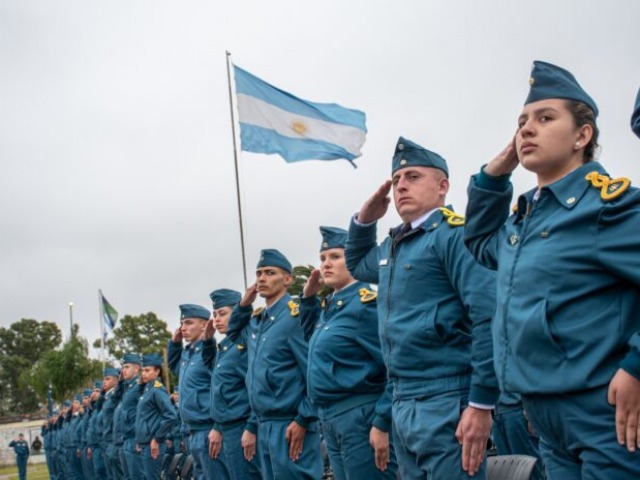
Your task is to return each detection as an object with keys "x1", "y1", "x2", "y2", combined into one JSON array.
[
  {"x1": 464, "y1": 60, "x2": 640, "y2": 479},
  {"x1": 300, "y1": 226, "x2": 398, "y2": 480}
]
